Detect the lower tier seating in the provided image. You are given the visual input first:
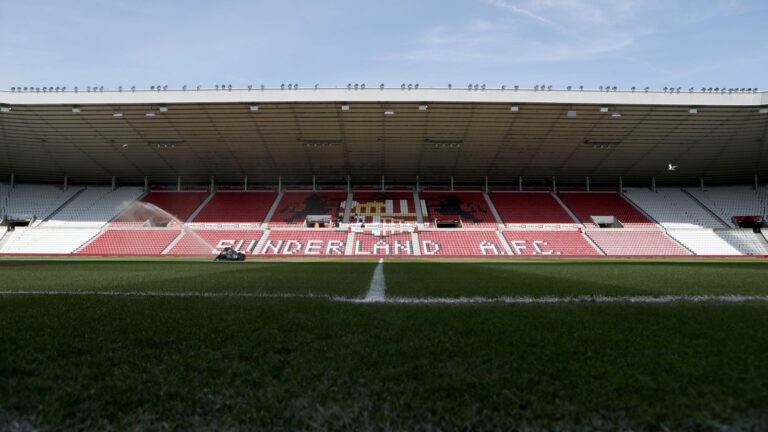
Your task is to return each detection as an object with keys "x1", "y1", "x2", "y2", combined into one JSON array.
[
  {"x1": 192, "y1": 192, "x2": 277, "y2": 224},
  {"x1": 420, "y1": 192, "x2": 497, "y2": 227},
  {"x1": 77, "y1": 229, "x2": 179, "y2": 256},
  {"x1": 502, "y1": 230, "x2": 600, "y2": 256},
  {"x1": 256, "y1": 230, "x2": 348, "y2": 255},
  {"x1": 343, "y1": 192, "x2": 417, "y2": 223},
  {"x1": 0, "y1": 227, "x2": 101, "y2": 254},
  {"x1": 559, "y1": 192, "x2": 655, "y2": 227},
  {"x1": 166, "y1": 229, "x2": 265, "y2": 256},
  {"x1": 585, "y1": 229, "x2": 691, "y2": 255},
  {"x1": 351, "y1": 231, "x2": 415, "y2": 255},
  {"x1": 269, "y1": 192, "x2": 346, "y2": 226},
  {"x1": 490, "y1": 192, "x2": 575, "y2": 226},
  {"x1": 417, "y1": 231, "x2": 508, "y2": 256},
  {"x1": 667, "y1": 229, "x2": 767, "y2": 255}
]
